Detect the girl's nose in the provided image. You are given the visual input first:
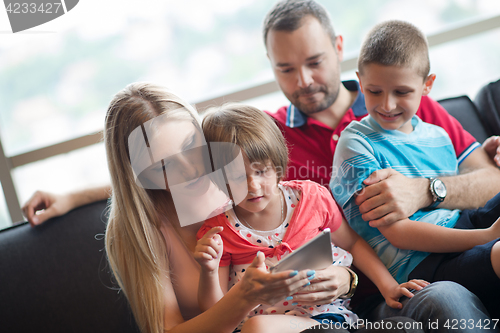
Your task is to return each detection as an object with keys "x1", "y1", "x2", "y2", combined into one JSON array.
[{"x1": 247, "y1": 177, "x2": 261, "y2": 193}]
